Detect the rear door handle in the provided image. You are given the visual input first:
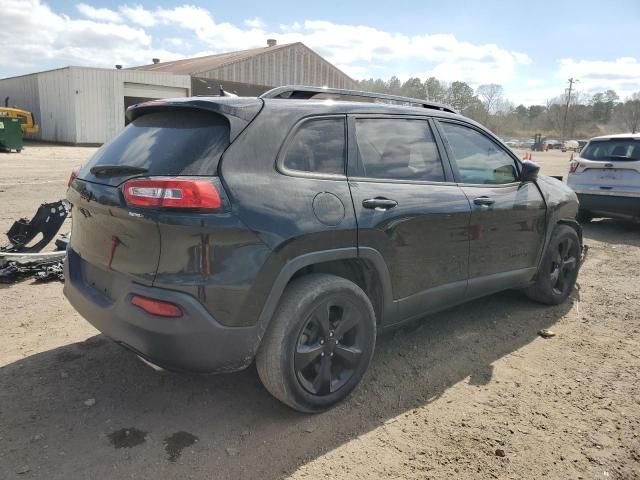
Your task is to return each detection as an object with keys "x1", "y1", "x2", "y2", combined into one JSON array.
[
  {"x1": 473, "y1": 196, "x2": 495, "y2": 206},
  {"x1": 362, "y1": 197, "x2": 398, "y2": 210}
]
